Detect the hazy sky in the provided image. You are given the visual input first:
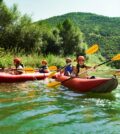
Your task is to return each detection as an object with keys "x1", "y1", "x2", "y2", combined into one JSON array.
[{"x1": 4, "y1": 0, "x2": 120, "y2": 21}]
